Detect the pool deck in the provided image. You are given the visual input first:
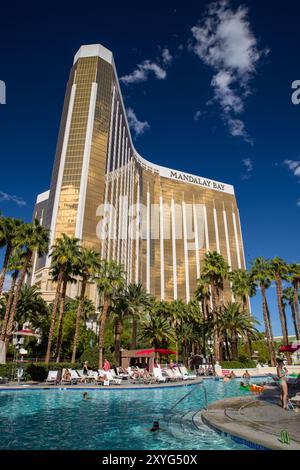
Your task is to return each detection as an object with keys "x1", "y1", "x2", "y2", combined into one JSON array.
[{"x1": 199, "y1": 389, "x2": 300, "y2": 450}]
